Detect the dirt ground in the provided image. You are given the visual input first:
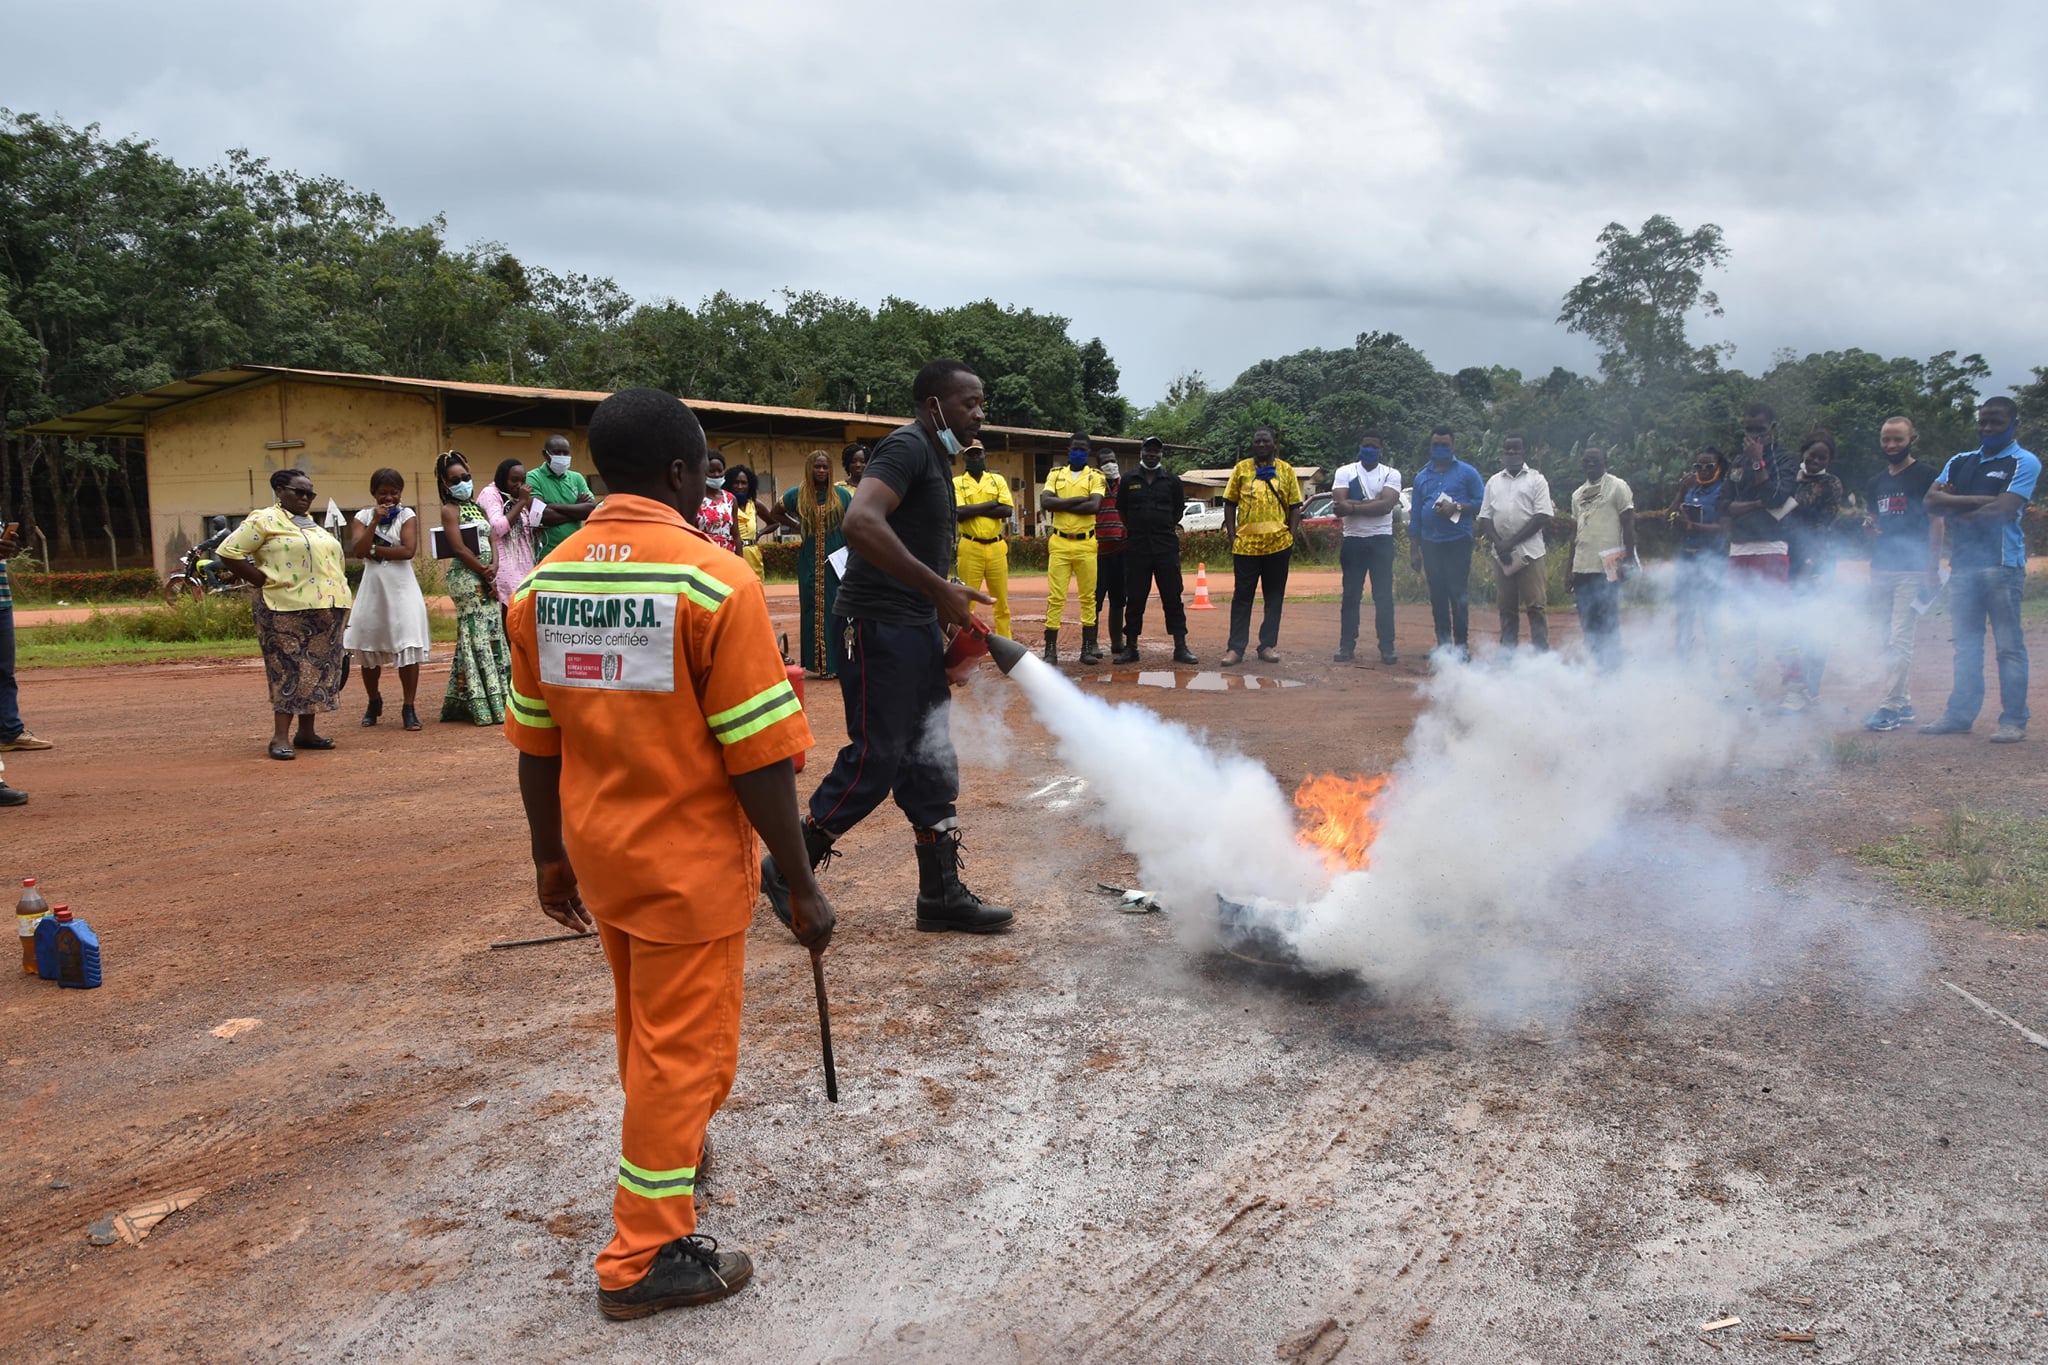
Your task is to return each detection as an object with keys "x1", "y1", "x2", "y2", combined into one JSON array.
[{"x1": 4, "y1": 588, "x2": 2047, "y2": 1364}]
